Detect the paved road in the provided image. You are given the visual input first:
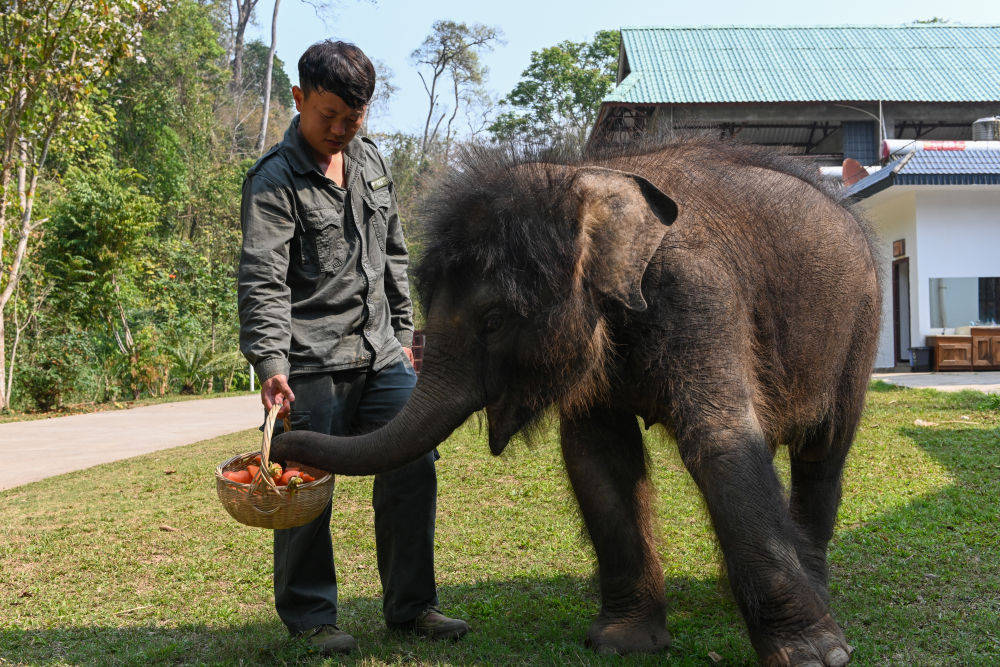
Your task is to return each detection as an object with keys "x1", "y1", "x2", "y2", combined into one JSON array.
[
  {"x1": 0, "y1": 394, "x2": 261, "y2": 491},
  {"x1": 3, "y1": 371, "x2": 997, "y2": 492},
  {"x1": 871, "y1": 370, "x2": 1000, "y2": 394}
]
